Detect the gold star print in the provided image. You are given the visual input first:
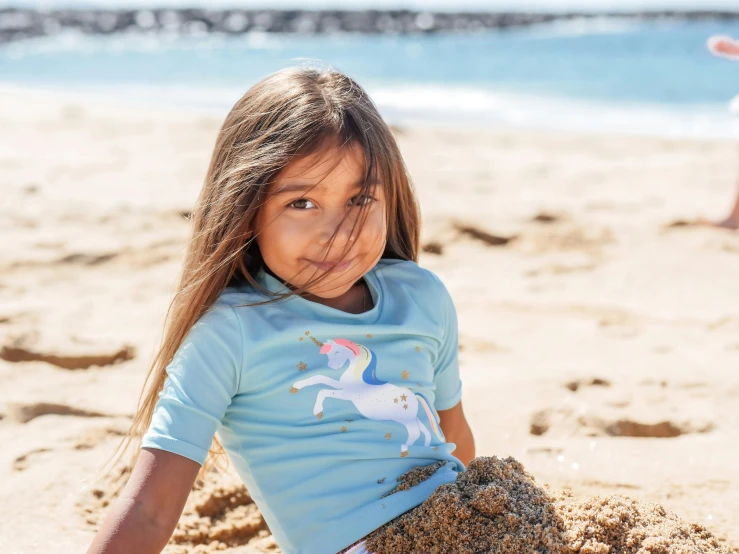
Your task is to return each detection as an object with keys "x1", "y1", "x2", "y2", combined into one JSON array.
[
  {"x1": 297, "y1": 361, "x2": 307, "y2": 371},
  {"x1": 403, "y1": 404, "x2": 408, "y2": 410},
  {"x1": 377, "y1": 477, "x2": 386, "y2": 484},
  {"x1": 385, "y1": 433, "x2": 392, "y2": 440},
  {"x1": 366, "y1": 333, "x2": 373, "y2": 338},
  {"x1": 415, "y1": 345, "x2": 421, "y2": 352},
  {"x1": 305, "y1": 331, "x2": 310, "y2": 335},
  {"x1": 340, "y1": 426, "x2": 347, "y2": 433},
  {"x1": 298, "y1": 337, "x2": 304, "y2": 341},
  {"x1": 393, "y1": 397, "x2": 399, "y2": 404},
  {"x1": 400, "y1": 394, "x2": 407, "y2": 401},
  {"x1": 401, "y1": 370, "x2": 410, "y2": 380}
]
